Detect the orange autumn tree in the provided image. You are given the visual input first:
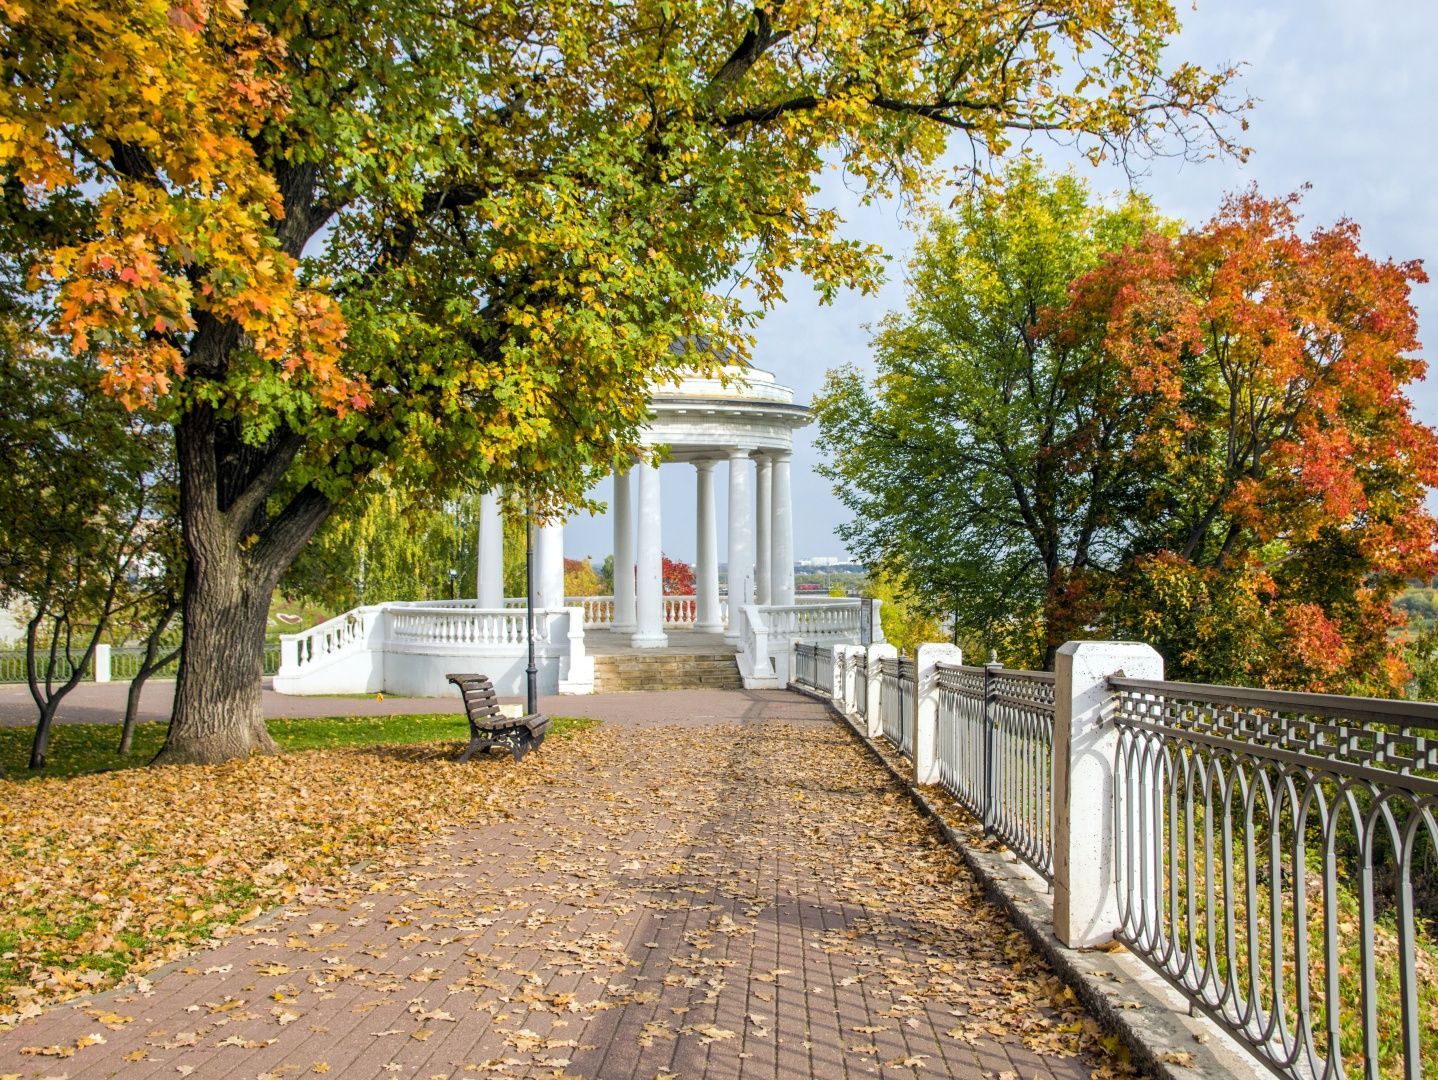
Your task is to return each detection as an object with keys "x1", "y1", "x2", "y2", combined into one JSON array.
[
  {"x1": 1076, "y1": 190, "x2": 1438, "y2": 693},
  {"x1": 2, "y1": 0, "x2": 1244, "y2": 763}
]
